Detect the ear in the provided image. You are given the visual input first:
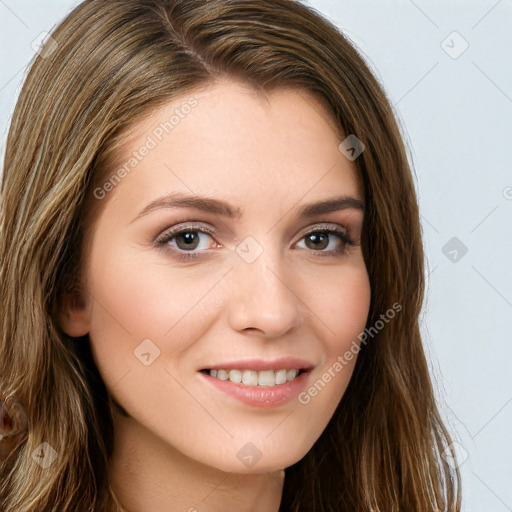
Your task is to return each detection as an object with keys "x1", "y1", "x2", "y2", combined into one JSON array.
[{"x1": 57, "y1": 276, "x2": 91, "y2": 338}]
